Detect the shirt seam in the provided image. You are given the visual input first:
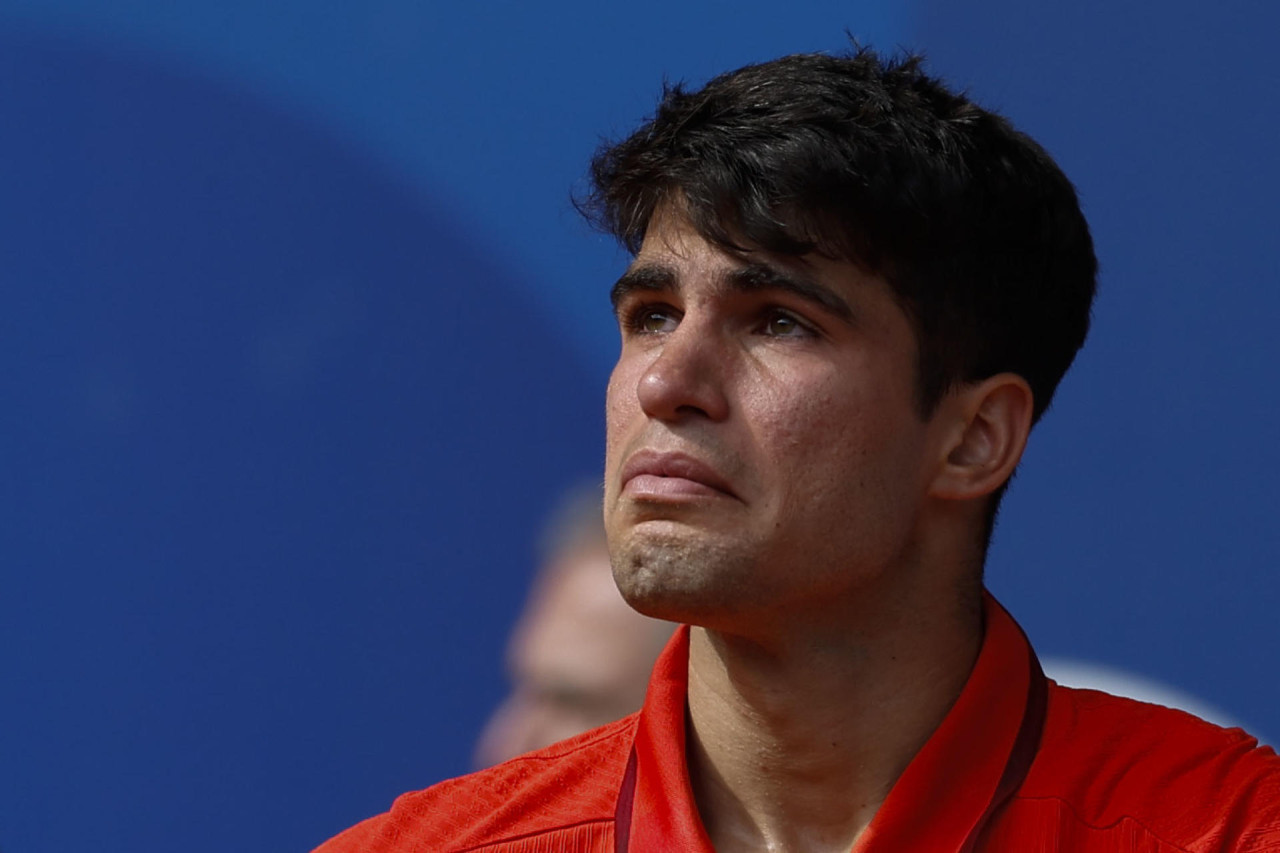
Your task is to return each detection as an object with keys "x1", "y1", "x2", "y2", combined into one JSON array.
[
  {"x1": 1012, "y1": 794, "x2": 1212, "y2": 853},
  {"x1": 440, "y1": 816, "x2": 615, "y2": 853},
  {"x1": 497, "y1": 720, "x2": 637, "y2": 764}
]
